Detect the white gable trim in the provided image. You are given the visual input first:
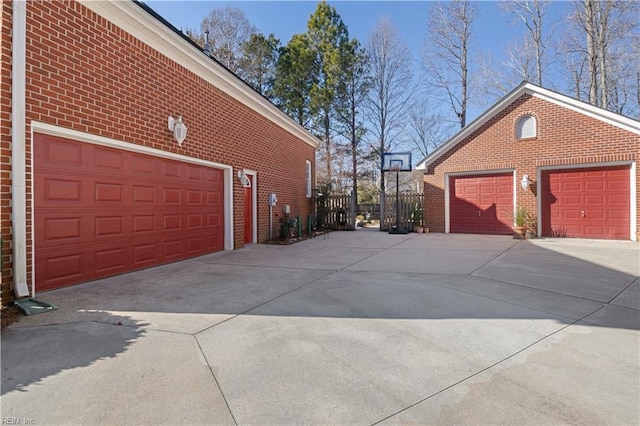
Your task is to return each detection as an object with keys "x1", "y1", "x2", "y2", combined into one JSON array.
[
  {"x1": 77, "y1": 0, "x2": 319, "y2": 150},
  {"x1": 417, "y1": 82, "x2": 640, "y2": 170}
]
